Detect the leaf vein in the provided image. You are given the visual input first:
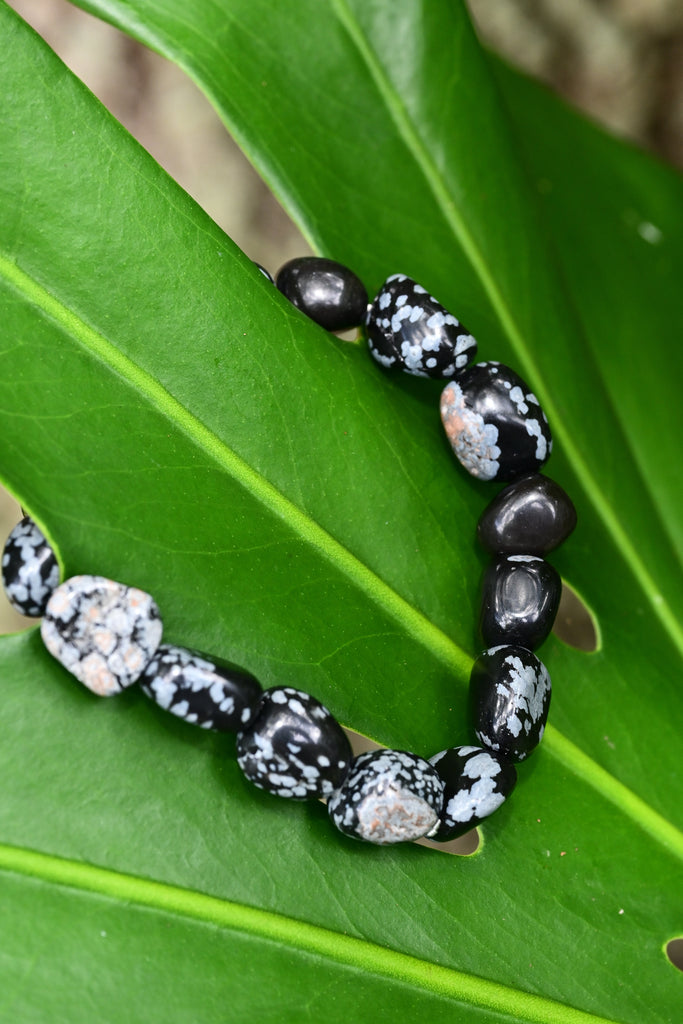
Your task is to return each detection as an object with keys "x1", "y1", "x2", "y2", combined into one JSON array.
[{"x1": 0, "y1": 842, "x2": 627, "y2": 1024}]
